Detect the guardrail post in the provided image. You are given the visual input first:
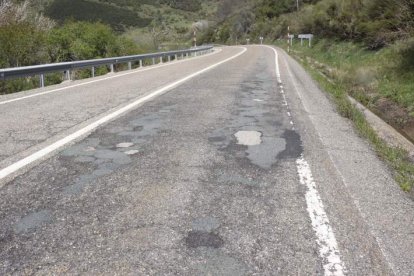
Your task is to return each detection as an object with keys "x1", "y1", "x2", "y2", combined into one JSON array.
[
  {"x1": 39, "y1": 74, "x2": 44, "y2": 88},
  {"x1": 91, "y1": 67, "x2": 95, "y2": 78},
  {"x1": 168, "y1": 56, "x2": 171, "y2": 62},
  {"x1": 128, "y1": 62, "x2": 132, "y2": 70},
  {"x1": 152, "y1": 58, "x2": 155, "y2": 65},
  {"x1": 65, "y1": 70, "x2": 71, "y2": 81},
  {"x1": 159, "y1": 56, "x2": 163, "y2": 64},
  {"x1": 139, "y1": 60, "x2": 143, "y2": 68},
  {"x1": 110, "y1": 64, "x2": 114, "y2": 73},
  {"x1": 186, "y1": 53, "x2": 189, "y2": 58},
  {"x1": 175, "y1": 54, "x2": 178, "y2": 60}
]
